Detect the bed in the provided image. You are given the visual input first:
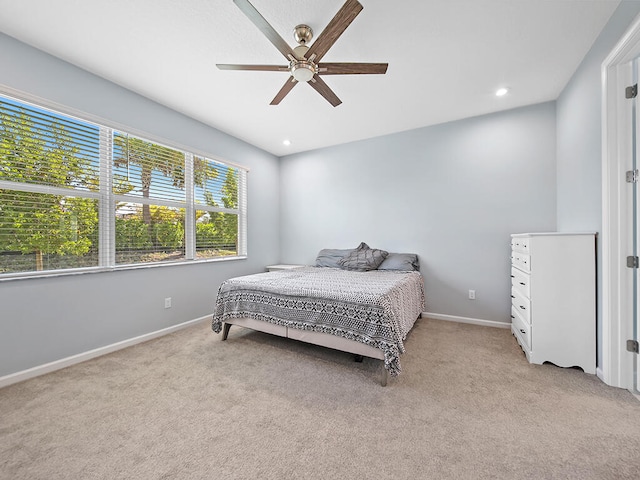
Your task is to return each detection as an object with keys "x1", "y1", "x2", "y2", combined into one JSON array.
[{"x1": 212, "y1": 244, "x2": 425, "y2": 385}]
